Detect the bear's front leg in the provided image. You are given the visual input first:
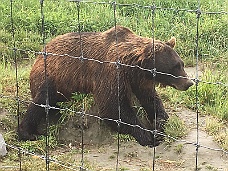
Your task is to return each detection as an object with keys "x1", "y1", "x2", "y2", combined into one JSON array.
[
  {"x1": 95, "y1": 91, "x2": 160, "y2": 147},
  {"x1": 134, "y1": 90, "x2": 169, "y2": 142},
  {"x1": 103, "y1": 107, "x2": 160, "y2": 147},
  {"x1": 18, "y1": 78, "x2": 57, "y2": 140},
  {"x1": 18, "y1": 103, "x2": 45, "y2": 140}
]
